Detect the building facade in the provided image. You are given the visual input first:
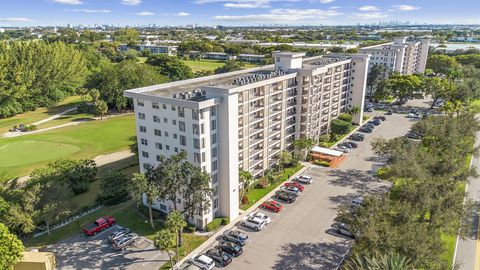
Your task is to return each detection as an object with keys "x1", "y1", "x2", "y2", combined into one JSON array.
[
  {"x1": 237, "y1": 54, "x2": 266, "y2": 63},
  {"x1": 202, "y1": 52, "x2": 236, "y2": 61},
  {"x1": 124, "y1": 52, "x2": 369, "y2": 228}
]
